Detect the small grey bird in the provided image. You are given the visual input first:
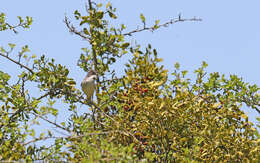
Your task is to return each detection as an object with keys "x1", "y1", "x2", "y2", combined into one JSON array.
[{"x1": 81, "y1": 70, "x2": 97, "y2": 101}]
